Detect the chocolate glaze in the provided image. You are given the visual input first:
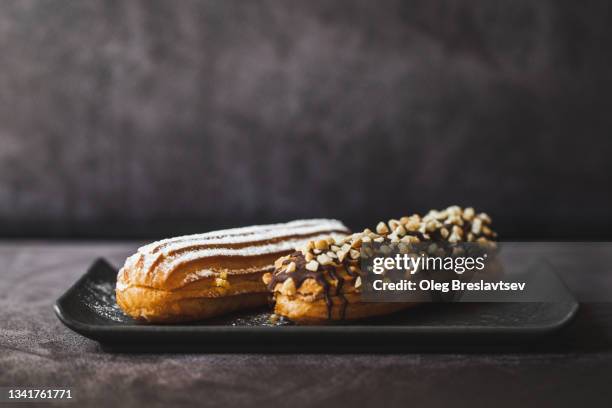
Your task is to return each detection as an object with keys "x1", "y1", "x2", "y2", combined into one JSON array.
[{"x1": 267, "y1": 251, "x2": 358, "y2": 320}]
